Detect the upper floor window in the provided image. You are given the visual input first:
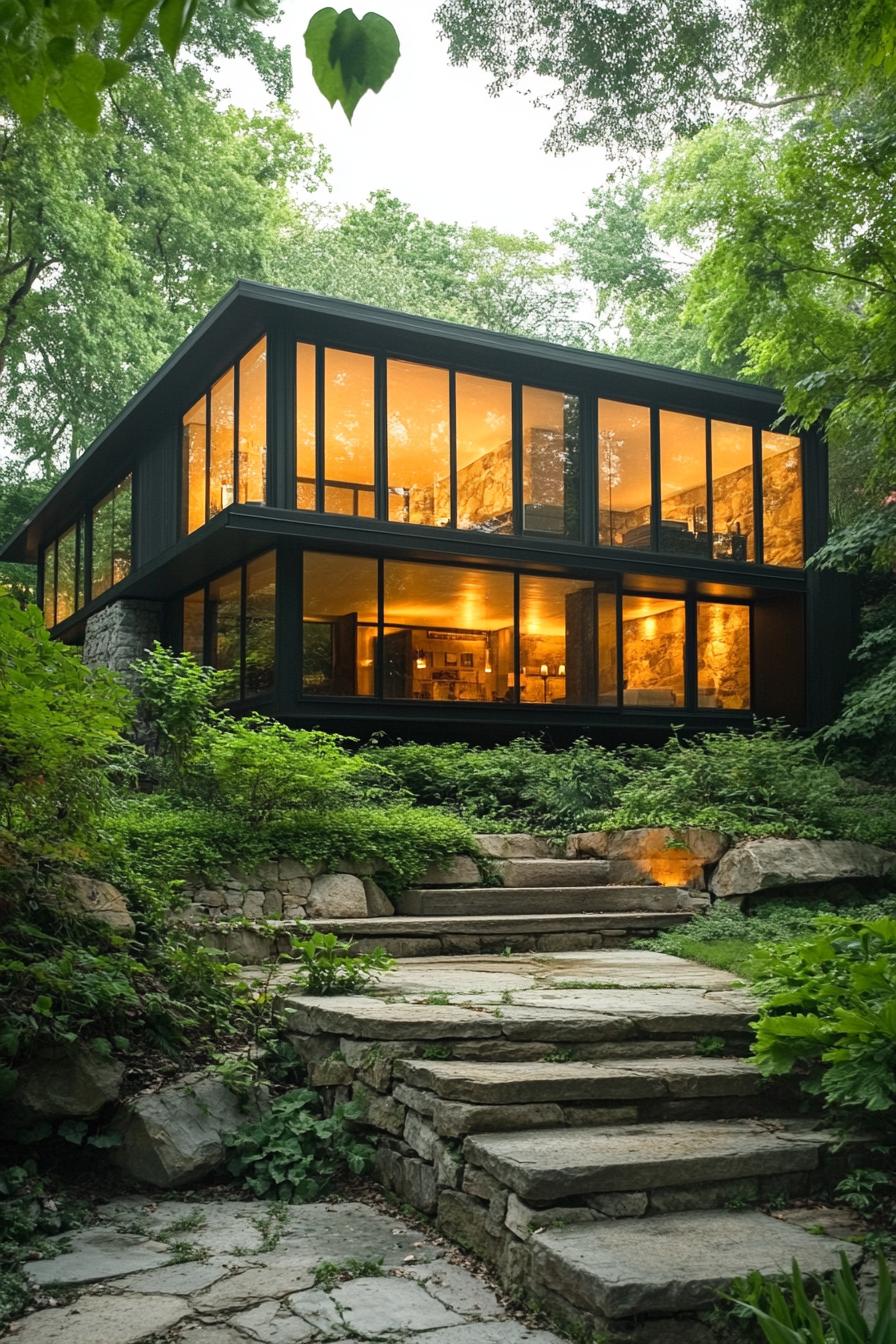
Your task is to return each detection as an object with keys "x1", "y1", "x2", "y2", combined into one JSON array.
[
  {"x1": 91, "y1": 474, "x2": 132, "y2": 598},
  {"x1": 182, "y1": 336, "x2": 267, "y2": 534},
  {"x1": 762, "y1": 430, "x2": 803, "y2": 566},
  {"x1": 597, "y1": 399, "x2": 651, "y2": 548}
]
